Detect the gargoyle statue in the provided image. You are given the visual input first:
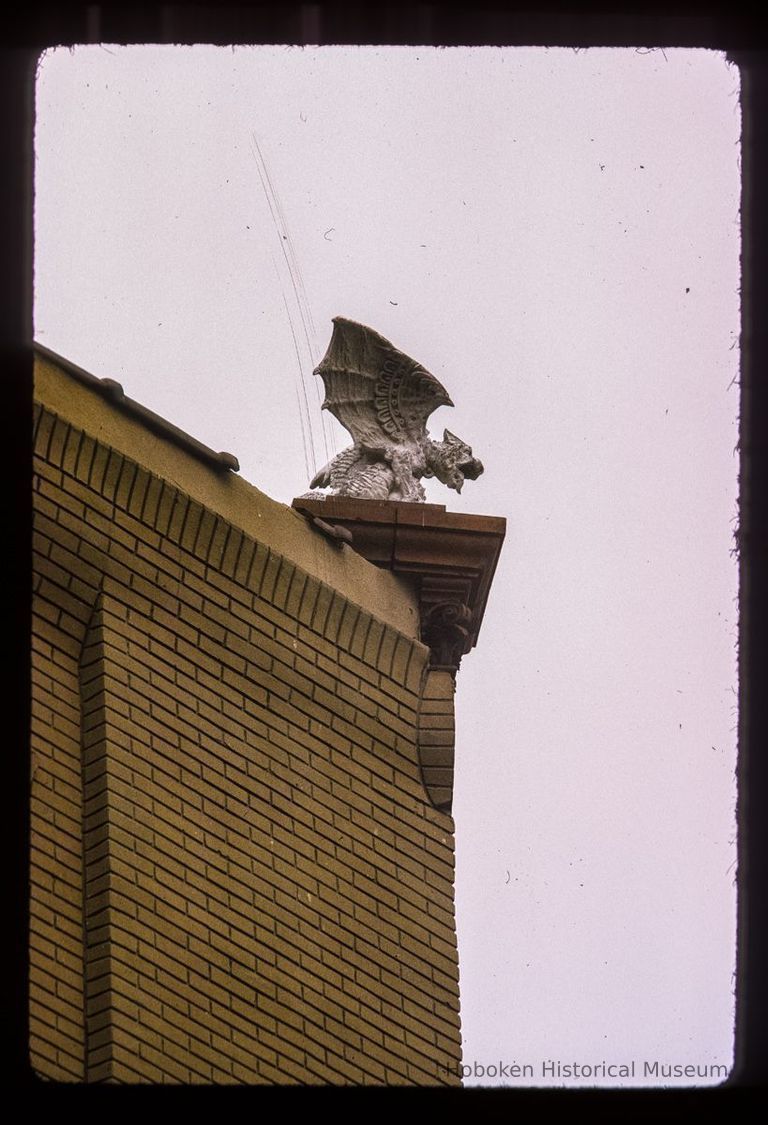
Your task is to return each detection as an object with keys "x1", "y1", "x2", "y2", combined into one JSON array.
[{"x1": 306, "y1": 317, "x2": 483, "y2": 503}]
